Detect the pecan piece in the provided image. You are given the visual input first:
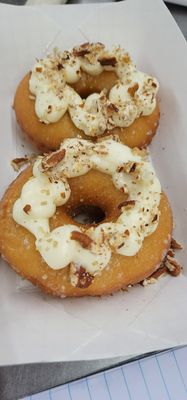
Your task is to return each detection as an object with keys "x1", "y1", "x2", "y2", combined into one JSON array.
[
  {"x1": 11, "y1": 157, "x2": 30, "y2": 172},
  {"x1": 152, "y1": 214, "x2": 158, "y2": 223},
  {"x1": 150, "y1": 265, "x2": 167, "y2": 280},
  {"x1": 71, "y1": 231, "x2": 93, "y2": 249},
  {"x1": 117, "y1": 166, "x2": 124, "y2": 173},
  {"x1": 128, "y1": 83, "x2": 139, "y2": 97},
  {"x1": 57, "y1": 63, "x2": 64, "y2": 70},
  {"x1": 74, "y1": 49, "x2": 90, "y2": 57},
  {"x1": 36, "y1": 67, "x2": 42, "y2": 73},
  {"x1": 122, "y1": 161, "x2": 138, "y2": 174},
  {"x1": 129, "y1": 163, "x2": 137, "y2": 173},
  {"x1": 23, "y1": 204, "x2": 31, "y2": 214},
  {"x1": 152, "y1": 82, "x2": 157, "y2": 88},
  {"x1": 171, "y1": 238, "x2": 183, "y2": 250},
  {"x1": 165, "y1": 256, "x2": 182, "y2": 277},
  {"x1": 107, "y1": 103, "x2": 119, "y2": 113},
  {"x1": 73, "y1": 43, "x2": 90, "y2": 57},
  {"x1": 118, "y1": 200, "x2": 135, "y2": 209},
  {"x1": 98, "y1": 56, "x2": 117, "y2": 67},
  {"x1": 42, "y1": 149, "x2": 66, "y2": 169},
  {"x1": 167, "y1": 249, "x2": 175, "y2": 258},
  {"x1": 76, "y1": 266, "x2": 94, "y2": 289}
]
